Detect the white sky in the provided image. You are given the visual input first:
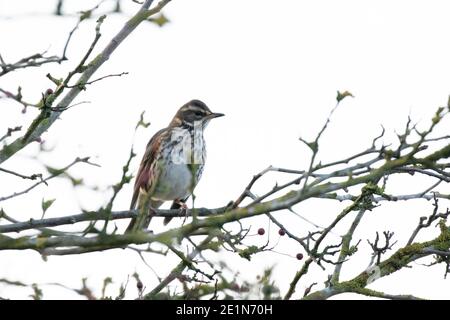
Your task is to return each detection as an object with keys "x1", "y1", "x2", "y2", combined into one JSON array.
[{"x1": 0, "y1": 0, "x2": 449, "y2": 299}]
